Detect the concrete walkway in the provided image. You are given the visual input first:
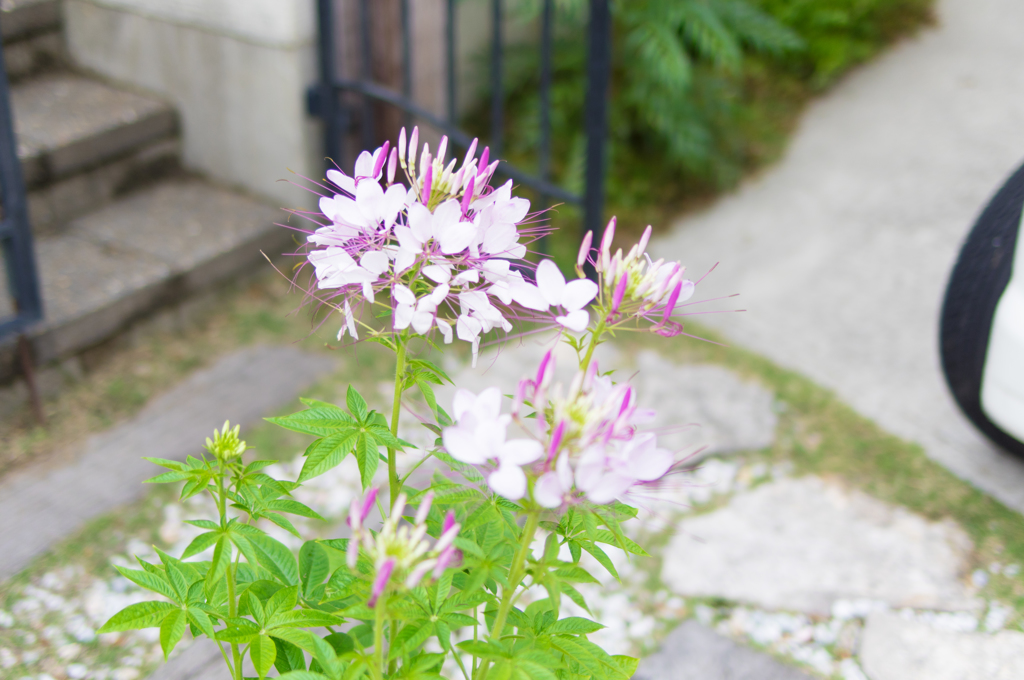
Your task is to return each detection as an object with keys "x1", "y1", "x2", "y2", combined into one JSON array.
[{"x1": 654, "y1": 0, "x2": 1024, "y2": 512}]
